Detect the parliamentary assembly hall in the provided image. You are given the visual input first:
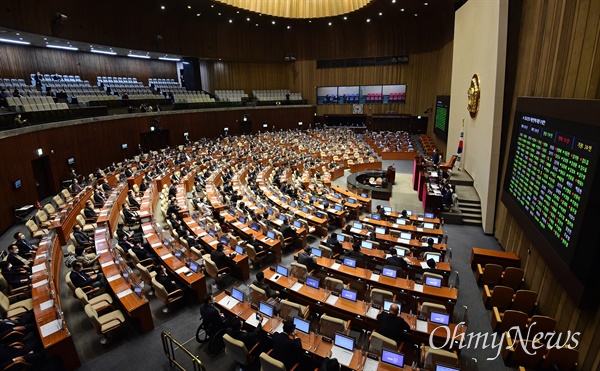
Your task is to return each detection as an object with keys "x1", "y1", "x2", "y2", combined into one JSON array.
[{"x1": 0, "y1": 0, "x2": 598, "y2": 370}]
